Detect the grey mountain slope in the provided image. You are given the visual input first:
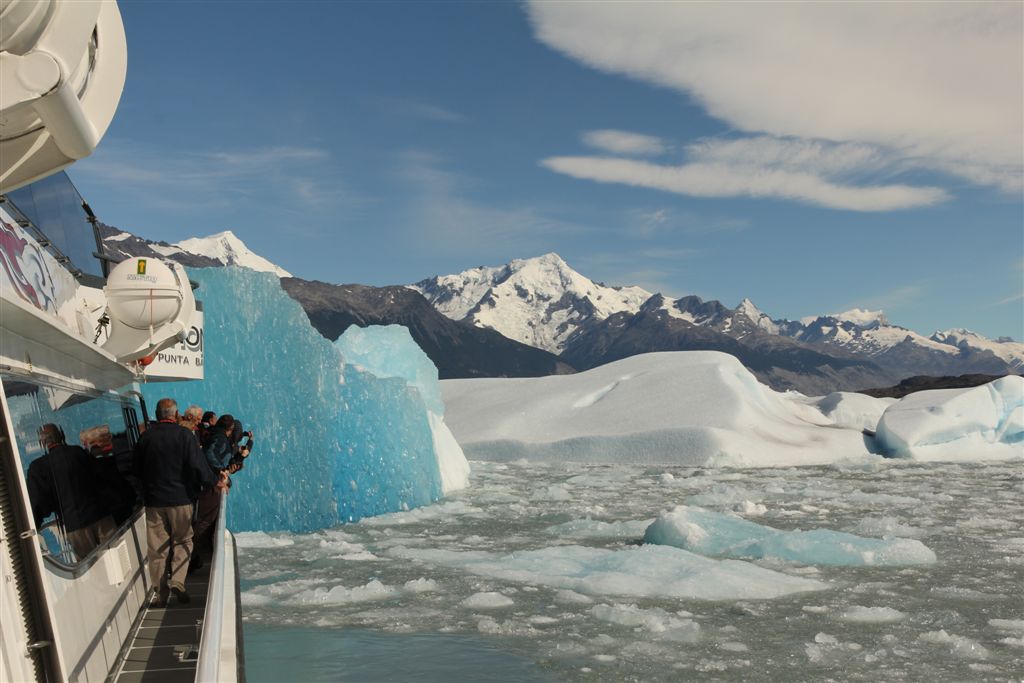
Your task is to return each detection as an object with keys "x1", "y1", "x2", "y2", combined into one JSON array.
[
  {"x1": 280, "y1": 278, "x2": 575, "y2": 379},
  {"x1": 562, "y1": 303, "x2": 895, "y2": 396}
]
